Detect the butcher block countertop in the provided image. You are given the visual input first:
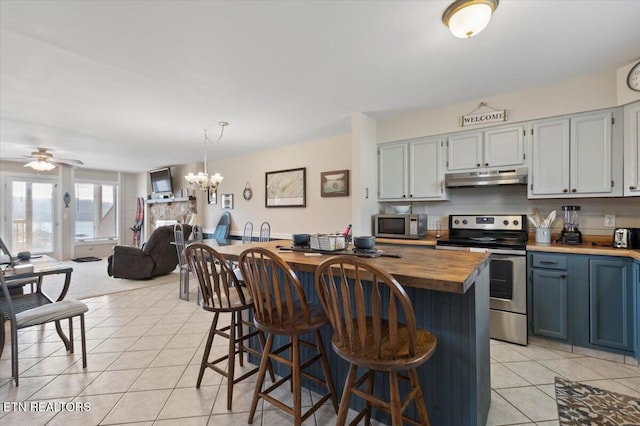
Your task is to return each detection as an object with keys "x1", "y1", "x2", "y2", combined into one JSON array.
[
  {"x1": 527, "y1": 240, "x2": 640, "y2": 261},
  {"x1": 377, "y1": 235, "x2": 640, "y2": 261},
  {"x1": 212, "y1": 240, "x2": 490, "y2": 294}
]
